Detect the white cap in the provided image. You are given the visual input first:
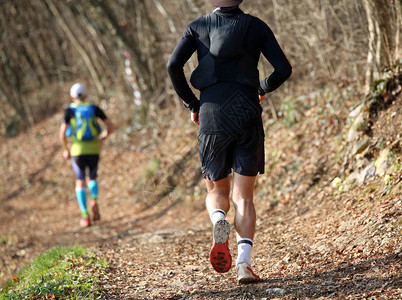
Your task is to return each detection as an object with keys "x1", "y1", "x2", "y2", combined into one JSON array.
[{"x1": 70, "y1": 83, "x2": 86, "y2": 99}]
